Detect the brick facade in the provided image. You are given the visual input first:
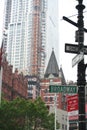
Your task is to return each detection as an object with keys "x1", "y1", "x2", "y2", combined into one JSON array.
[
  {"x1": 40, "y1": 77, "x2": 67, "y2": 110},
  {"x1": 2, "y1": 59, "x2": 28, "y2": 100}
]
